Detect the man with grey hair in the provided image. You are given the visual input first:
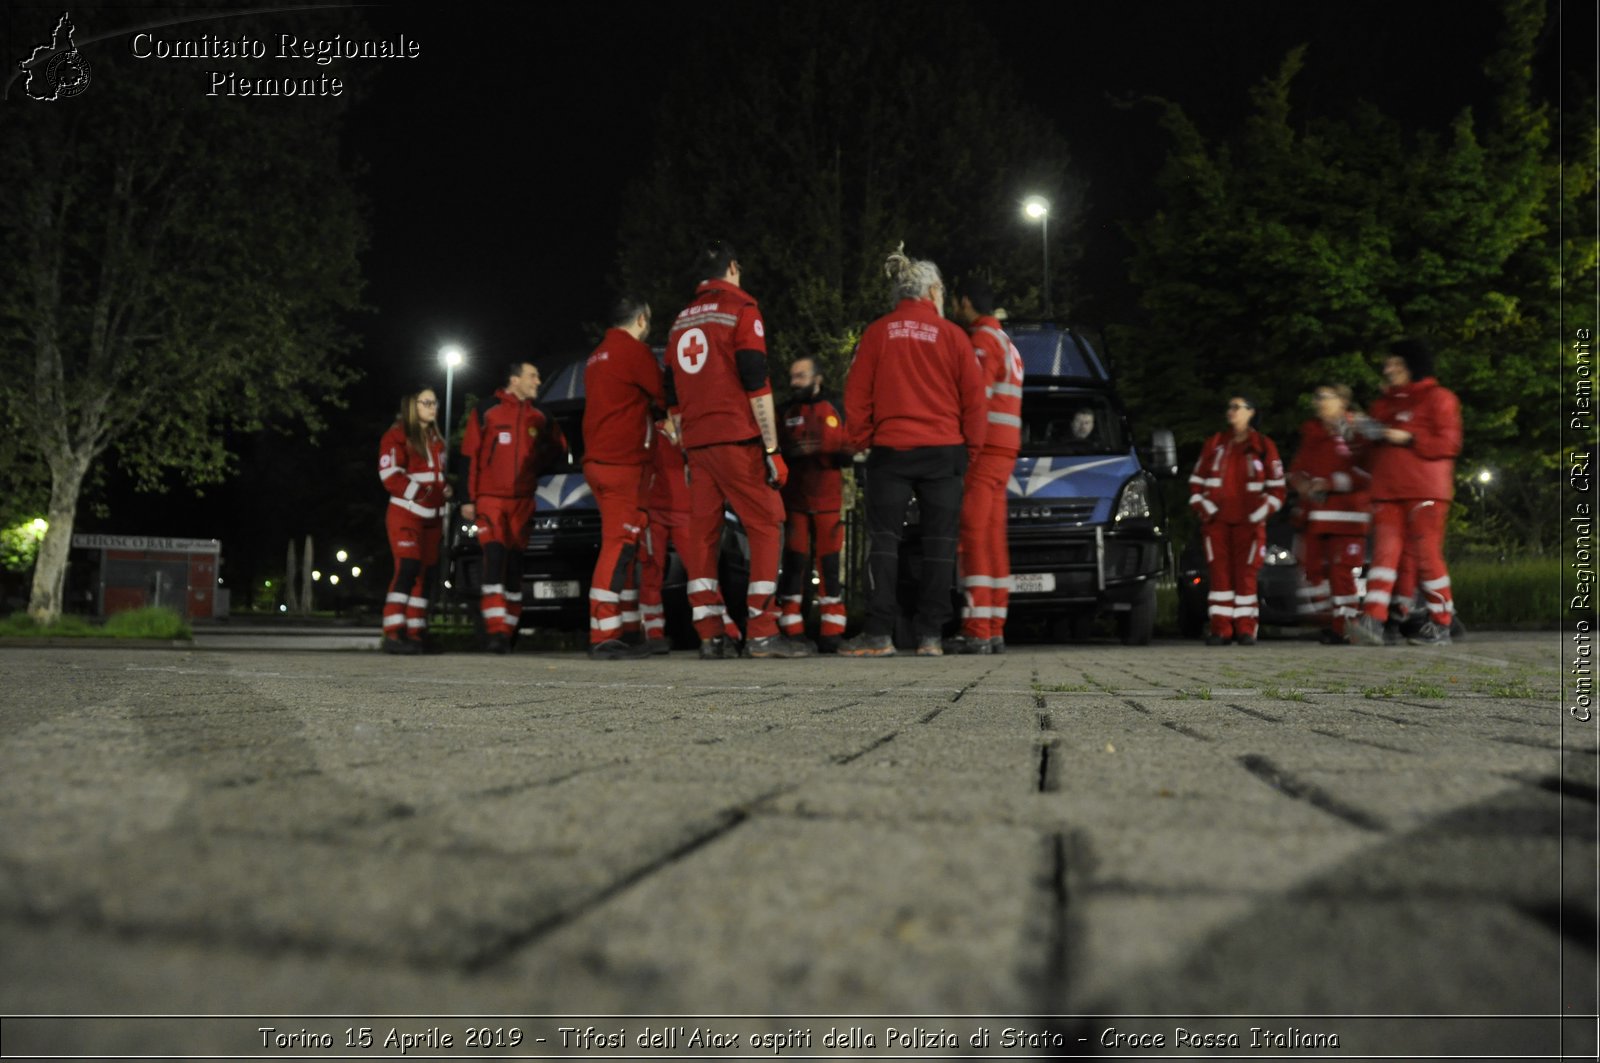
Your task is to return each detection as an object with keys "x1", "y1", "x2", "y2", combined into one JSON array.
[{"x1": 839, "y1": 246, "x2": 988, "y2": 656}]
